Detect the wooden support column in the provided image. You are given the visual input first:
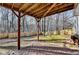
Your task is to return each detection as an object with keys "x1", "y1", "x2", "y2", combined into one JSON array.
[
  {"x1": 18, "y1": 12, "x2": 21, "y2": 50},
  {"x1": 37, "y1": 21, "x2": 40, "y2": 41},
  {"x1": 36, "y1": 18, "x2": 40, "y2": 41},
  {"x1": 12, "y1": 10, "x2": 25, "y2": 50},
  {"x1": 43, "y1": 17, "x2": 46, "y2": 36}
]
